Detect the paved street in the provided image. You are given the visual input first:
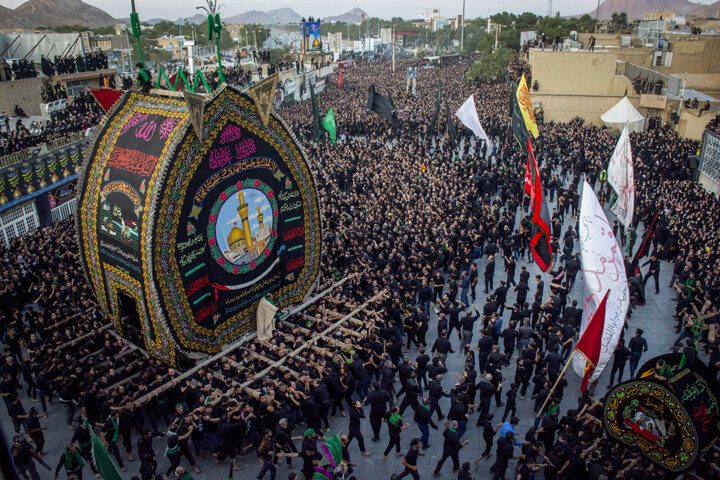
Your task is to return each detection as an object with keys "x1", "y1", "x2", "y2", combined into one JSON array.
[{"x1": 1, "y1": 196, "x2": 681, "y2": 480}]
